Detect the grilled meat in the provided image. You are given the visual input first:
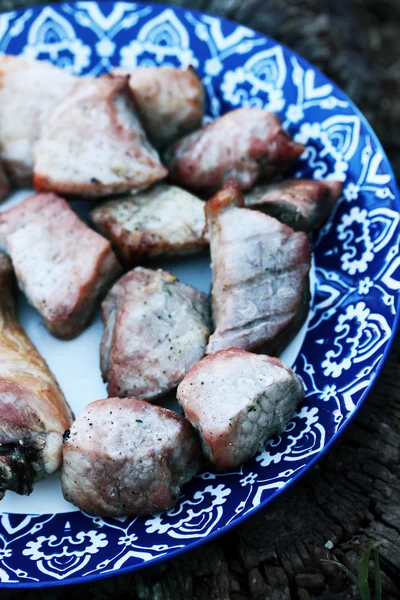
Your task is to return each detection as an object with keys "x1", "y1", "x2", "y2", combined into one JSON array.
[
  {"x1": 90, "y1": 184, "x2": 207, "y2": 267},
  {"x1": 177, "y1": 348, "x2": 304, "y2": 471},
  {"x1": 101, "y1": 268, "x2": 211, "y2": 401},
  {"x1": 0, "y1": 193, "x2": 122, "y2": 339},
  {"x1": 0, "y1": 253, "x2": 73, "y2": 498},
  {"x1": 34, "y1": 75, "x2": 167, "y2": 197},
  {"x1": 205, "y1": 182, "x2": 311, "y2": 355},
  {"x1": 61, "y1": 396, "x2": 202, "y2": 516},
  {"x1": 114, "y1": 66, "x2": 204, "y2": 148},
  {"x1": 164, "y1": 108, "x2": 304, "y2": 193}
]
